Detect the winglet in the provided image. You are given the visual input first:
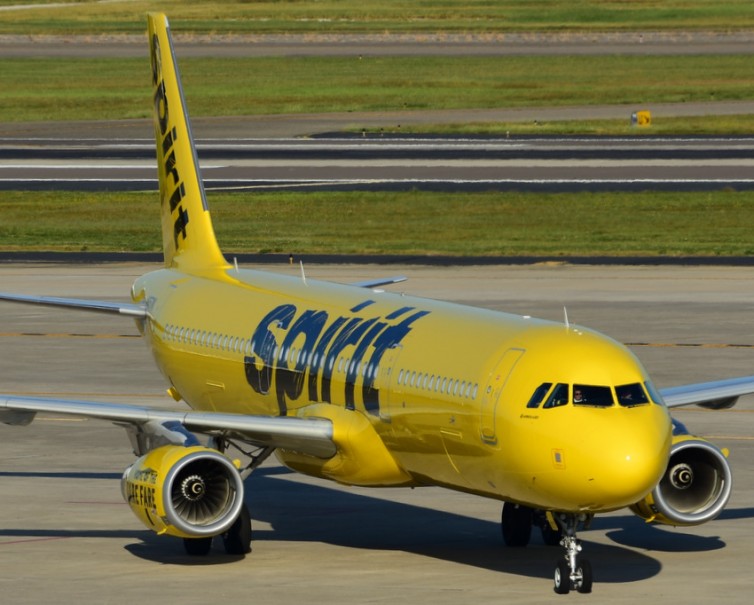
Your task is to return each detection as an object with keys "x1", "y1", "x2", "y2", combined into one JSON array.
[{"x1": 147, "y1": 13, "x2": 228, "y2": 272}]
